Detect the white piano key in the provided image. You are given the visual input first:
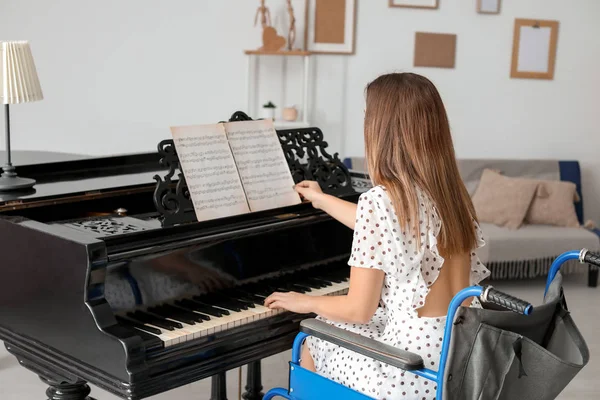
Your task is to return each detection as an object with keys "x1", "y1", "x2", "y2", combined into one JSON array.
[
  {"x1": 133, "y1": 323, "x2": 180, "y2": 347},
  {"x1": 126, "y1": 276, "x2": 351, "y2": 348}
]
